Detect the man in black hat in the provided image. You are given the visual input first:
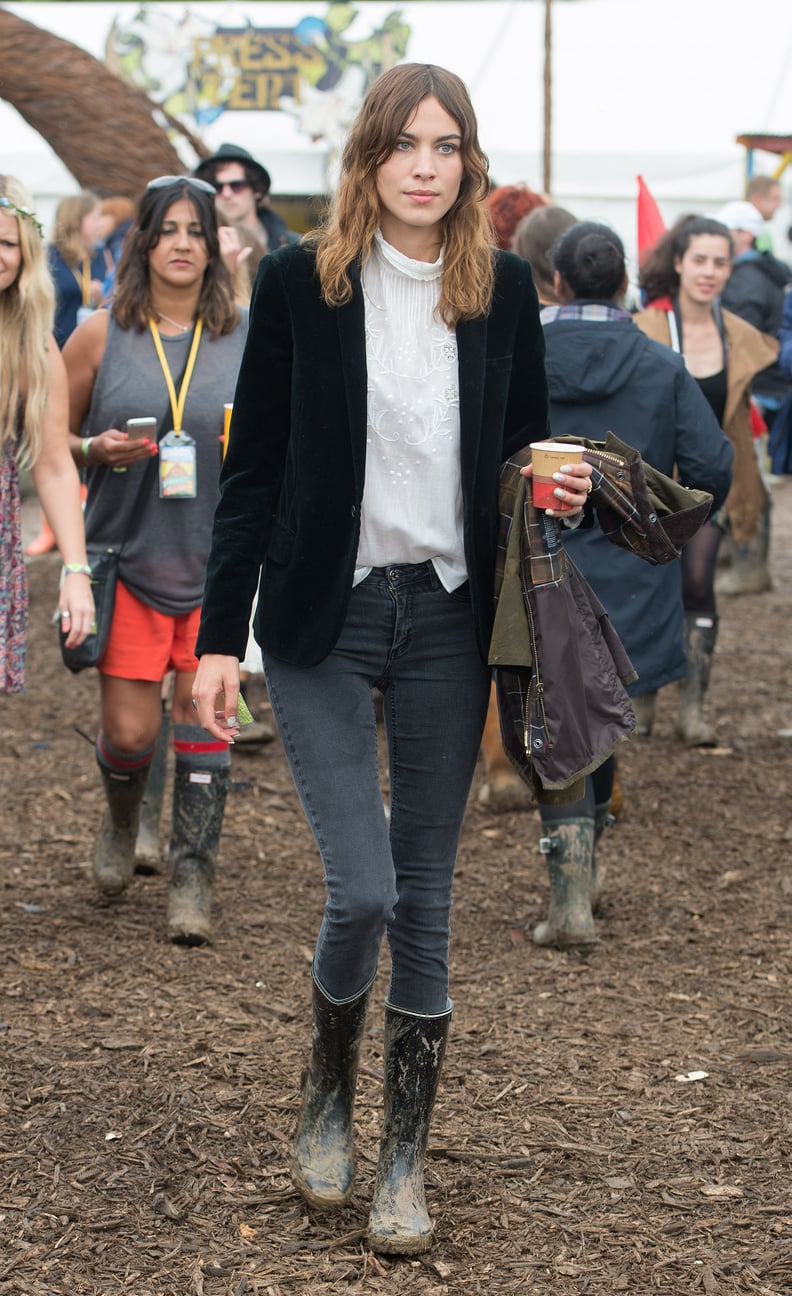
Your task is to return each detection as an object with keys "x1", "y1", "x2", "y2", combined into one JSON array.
[{"x1": 194, "y1": 143, "x2": 296, "y2": 251}]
